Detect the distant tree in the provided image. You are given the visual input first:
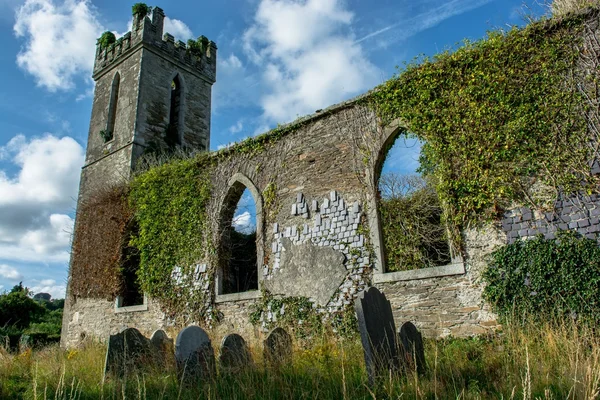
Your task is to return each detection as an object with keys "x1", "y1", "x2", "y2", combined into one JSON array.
[
  {"x1": 0, "y1": 289, "x2": 43, "y2": 329},
  {"x1": 378, "y1": 173, "x2": 451, "y2": 271}
]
